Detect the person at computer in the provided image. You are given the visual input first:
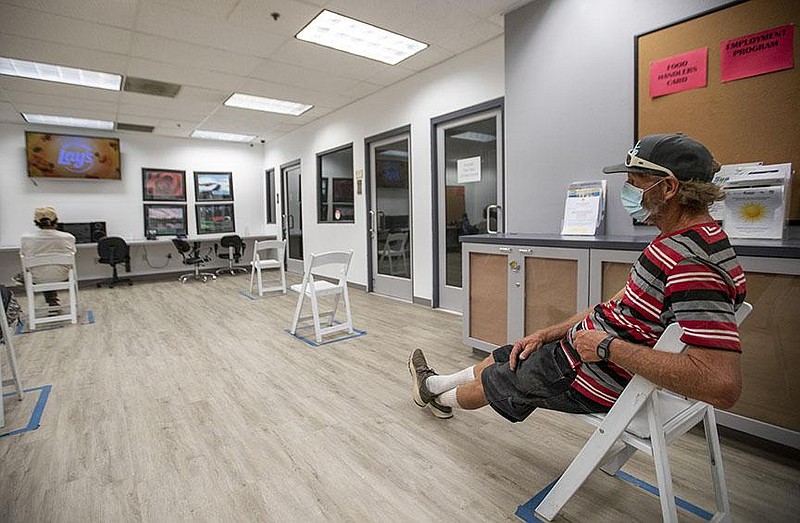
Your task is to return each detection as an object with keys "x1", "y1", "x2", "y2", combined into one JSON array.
[
  {"x1": 409, "y1": 134, "x2": 747, "y2": 420},
  {"x1": 20, "y1": 207, "x2": 76, "y2": 309}
]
